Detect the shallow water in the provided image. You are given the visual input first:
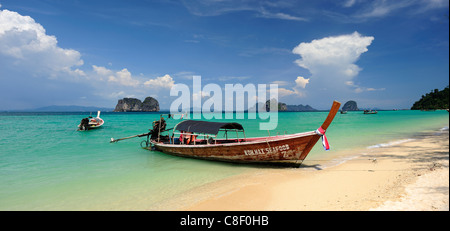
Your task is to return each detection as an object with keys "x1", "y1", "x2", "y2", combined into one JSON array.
[{"x1": 0, "y1": 110, "x2": 448, "y2": 210}]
